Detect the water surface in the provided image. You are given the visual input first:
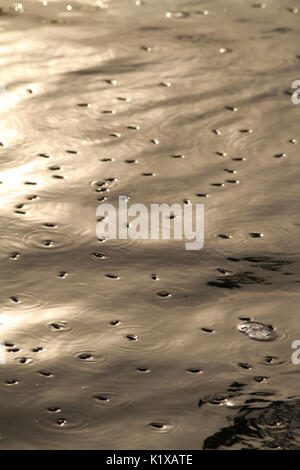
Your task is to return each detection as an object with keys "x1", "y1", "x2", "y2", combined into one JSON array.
[{"x1": 0, "y1": 0, "x2": 300, "y2": 449}]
